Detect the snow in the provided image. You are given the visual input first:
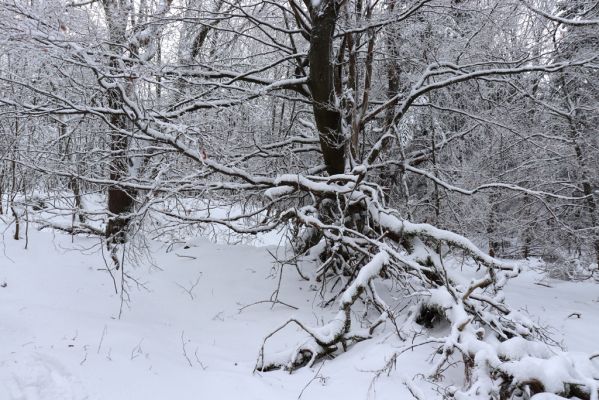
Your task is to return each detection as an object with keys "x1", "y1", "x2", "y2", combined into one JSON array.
[
  {"x1": 0, "y1": 226, "x2": 422, "y2": 399},
  {"x1": 367, "y1": 204, "x2": 515, "y2": 272},
  {"x1": 339, "y1": 251, "x2": 388, "y2": 304},
  {"x1": 264, "y1": 185, "x2": 295, "y2": 200},
  {"x1": 1, "y1": 226, "x2": 599, "y2": 399},
  {"x1": 502, "y1": 352, "x2": 599, "y2": 394},
  {"x1": 496, "y1": 337, "x2": 554, "y2": 360},
  {"x1": 530, "y1": 394, "x2": 569, "y2": 400},
  {"x1": 427, "y1": 286, "x2": 455, "y2": 309}
]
